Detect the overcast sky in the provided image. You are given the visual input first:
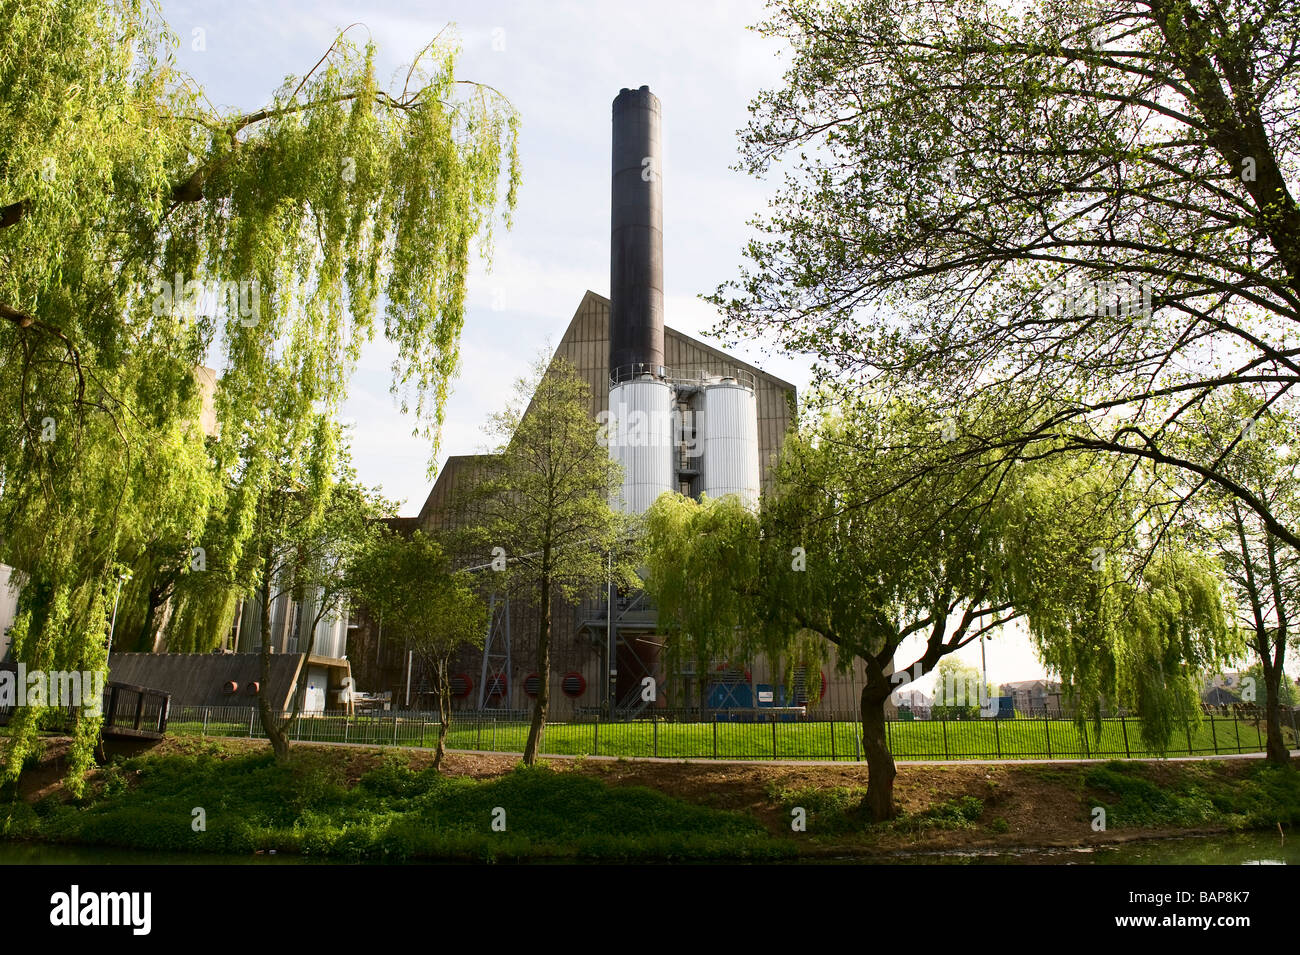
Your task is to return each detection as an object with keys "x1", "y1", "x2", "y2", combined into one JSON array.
[{"x1": 160, "y1": 0, "x2": 1054, "y2": 688}]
